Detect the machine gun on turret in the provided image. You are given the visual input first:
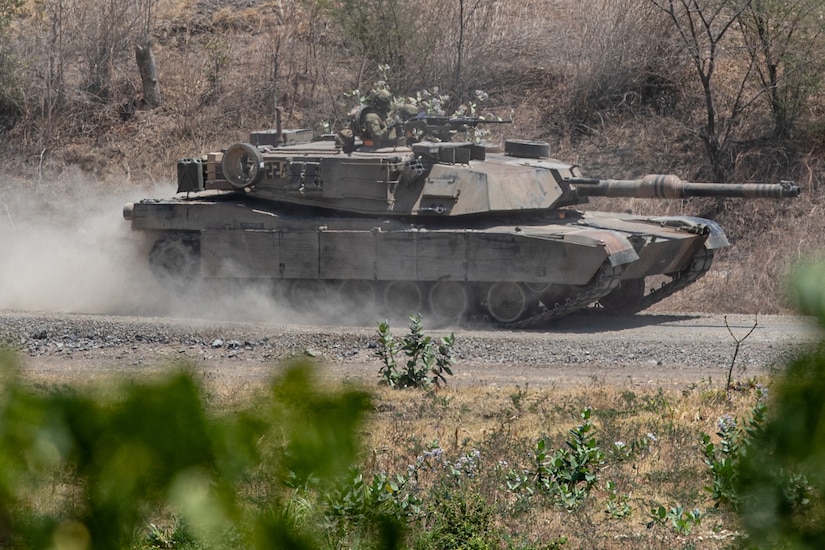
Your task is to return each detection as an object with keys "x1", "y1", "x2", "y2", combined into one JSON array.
[{"x1": 400, "y1": 114, "x2": 513, "y2": 143}]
